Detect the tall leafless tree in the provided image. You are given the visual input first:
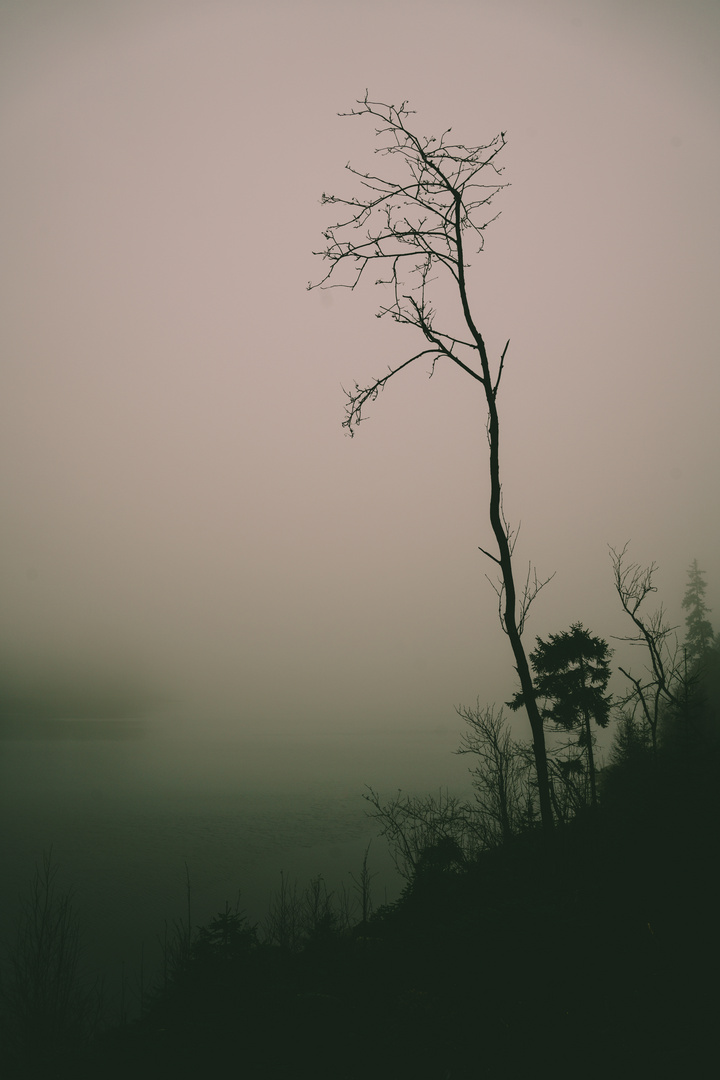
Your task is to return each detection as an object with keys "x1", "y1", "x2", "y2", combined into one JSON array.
[{"x1": 310, "y1": 94, "x2": 554, "y2": 829}]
